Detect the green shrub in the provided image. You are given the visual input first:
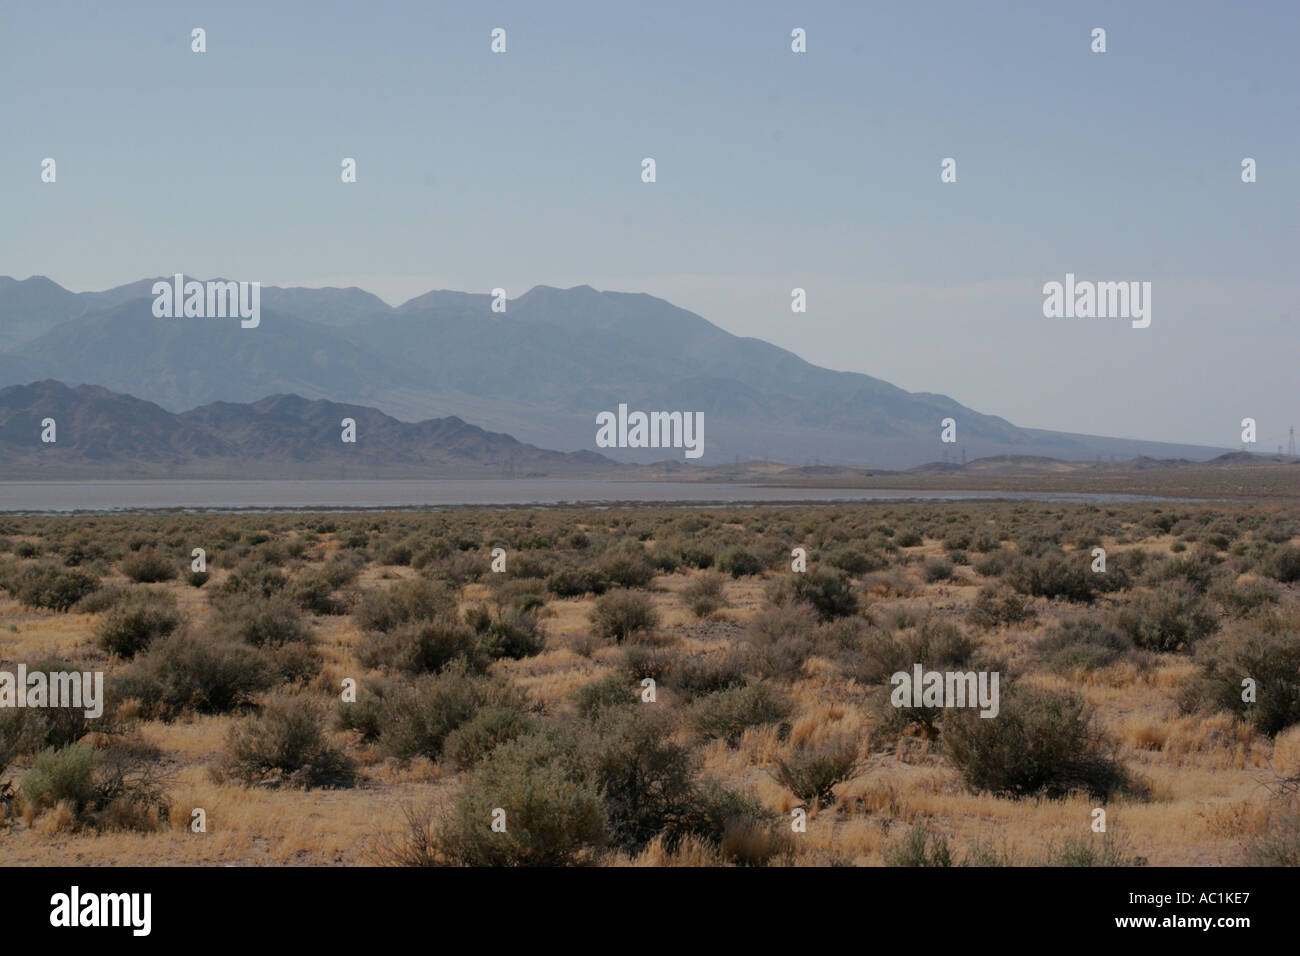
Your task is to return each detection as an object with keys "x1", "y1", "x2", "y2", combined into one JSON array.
[
  {"x1": 944, "y1": 684, "x2": 1134, "y2": 800},
  {"x1": 443, "y1": 704, "x2": 535, "y2": 770},
  {"x1": 716, "y1": 545, "x2": 763, "y2": 578},
  {"x1": 354, "y1": 577, "x2": 456, "y2": 633},
  {"x1": 438, "y1": 731, "x2": 607, "y2": 866},
  {"x1": 377, "y1": 665, "x2": 517, "y2": 761},
  {"x1": 4, "y1": 562, "x2": 99, "y2": 611},
  {"x1": 1264, "y1": 545, "x2": 1300, "y2": 584},
  {"x1": 218, "y1": 694, "x2": 352, "y2": 788},
  {"x1": 1038, "y1": 619, "x2": 1134, "y2": 673},
  {"x1": 770, "y1": 739, "x2": 860, "y2": 808},
  {"x1": 589, "y1": 589, "x2": 658, "y2": 644},
  {"x1": 1115, "y1": 584, "x2": 1218, "y2": 653},
  {"x1": 358, "y1": 616, "x2": 479, "y2": 674},
  {"x1": 966, "y1": 586, "x2": 1035, "y2": 630},
  {"x1": 884, "y1": 821, "x2": 954, "y2": 867},
  {"x1": 120, "y1": 549, "x2": 176, "y2": 583},
  {"x1": 20, "y1": 741, "x2": 168, "y2": 831},
  {"x1": 469, "y1": 607, "x2": 547, "y2": 660},
  {"x1": 689, "y1": 684, "x2": 790, "y2": 746},
  {"x1": 681, "y1": 572, "x2": 727, "y2": 618},
  {"x1": 594, "y1": 542, "x2": 656, "y2": 589},
  {"x1": 924, "y1": 558, "x2": 954, "y2": 583},
  {"x1": 116, "y1": 632, "x2": 273, "y2": 719},
  {"x1": 1179, "y1": 611, "x2": 1300, "y2": 736},
  {"x1": 582, "y1": 708, "x2": 696, "y2": 852},
  {"x1": 212, "y1": 593, "x2": 312, "y2": 647},
  {"x1": 1006, "y1": 554, "x2": 1096, "y2": 603},
  {"x1": 94, "y1": 589, "x2": 182, "y2": 658}
]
